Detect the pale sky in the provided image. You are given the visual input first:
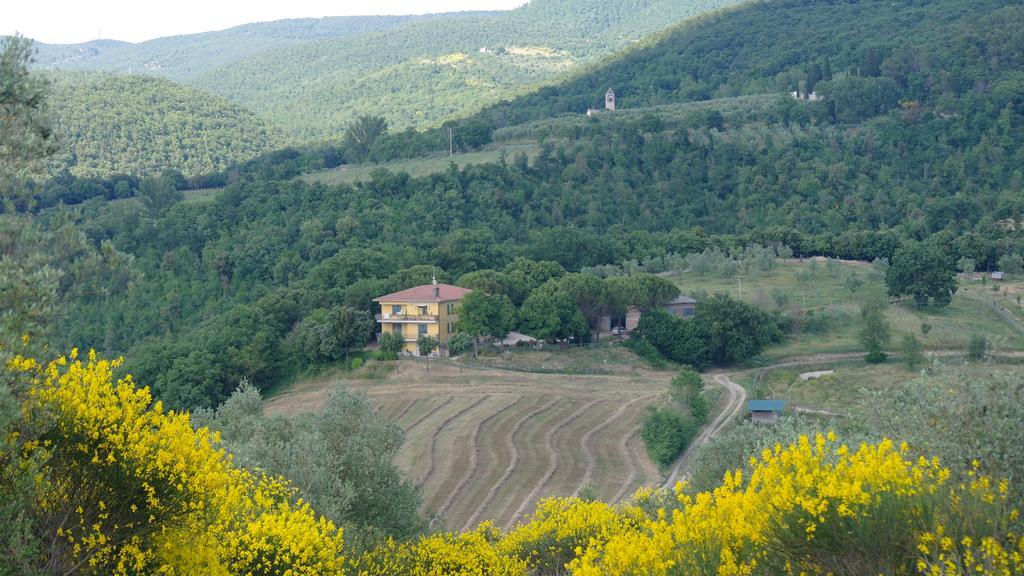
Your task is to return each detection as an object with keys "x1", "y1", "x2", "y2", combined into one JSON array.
[{"x1": 5, "y1": 1, "x2": 530, "y2": 44}]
